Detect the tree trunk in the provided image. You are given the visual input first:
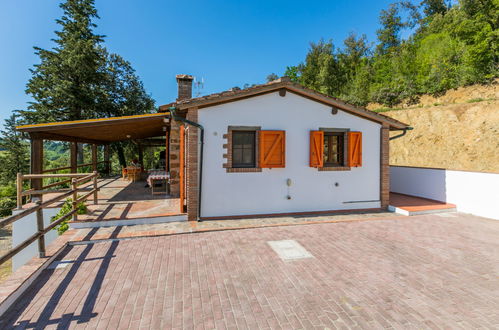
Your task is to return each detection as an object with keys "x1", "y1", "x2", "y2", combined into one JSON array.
[
  {"x1": 77, "y1": 144, "x2": 84, "y2": 164},
  {"x1": 115, "y1": 143, "x2": 127, "y2": 168}
]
